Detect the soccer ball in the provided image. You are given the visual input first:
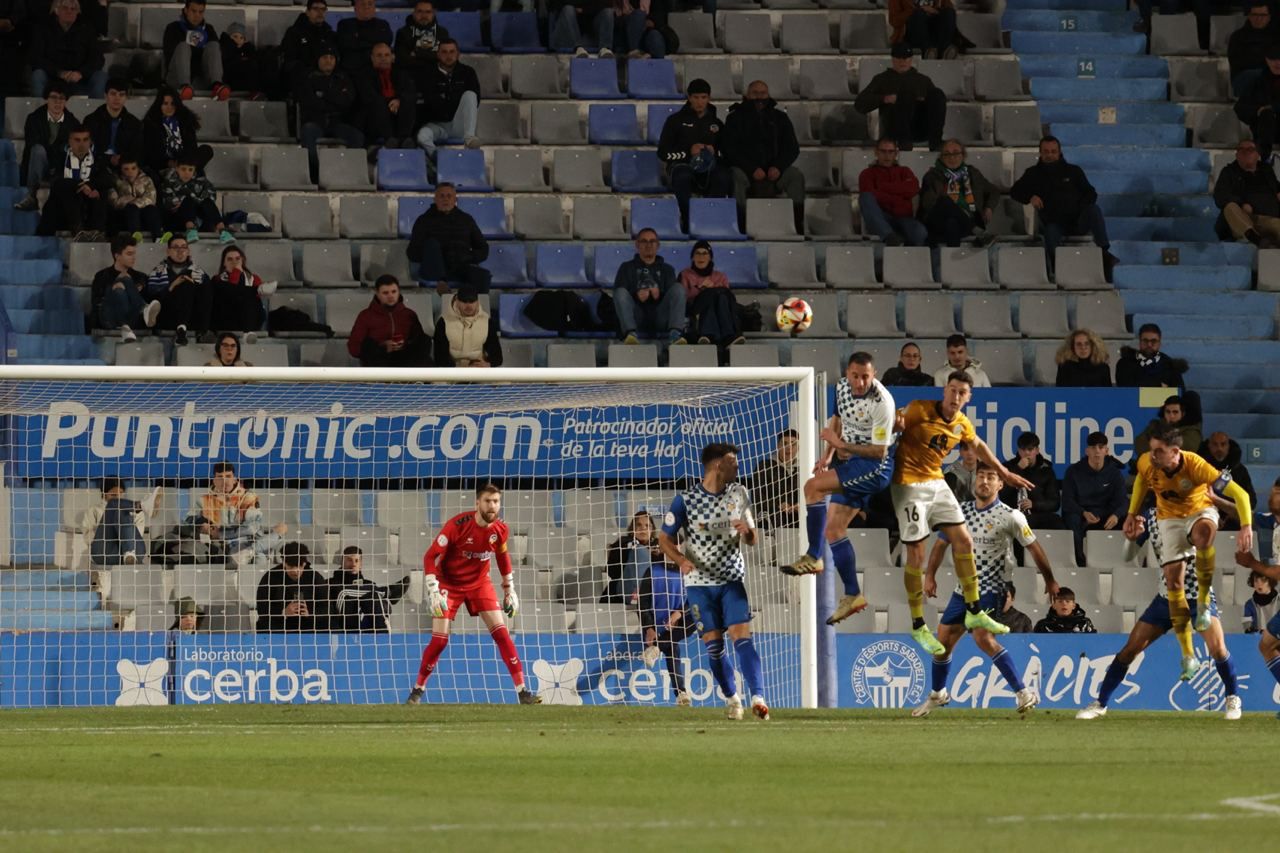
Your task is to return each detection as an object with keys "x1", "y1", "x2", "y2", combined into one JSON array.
[{"x1": 775, "y1": 298, "x2": 813, "y2": 334}]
